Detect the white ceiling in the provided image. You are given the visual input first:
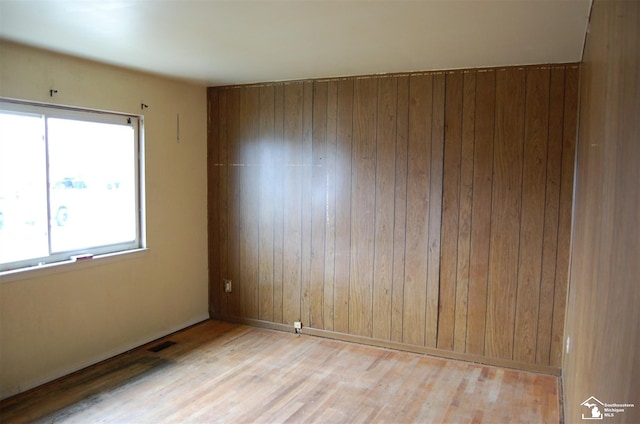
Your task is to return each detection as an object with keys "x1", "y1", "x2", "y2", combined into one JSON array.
[{"x1": 0, "y1": 0, "x2": 591, "y2": 87}]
